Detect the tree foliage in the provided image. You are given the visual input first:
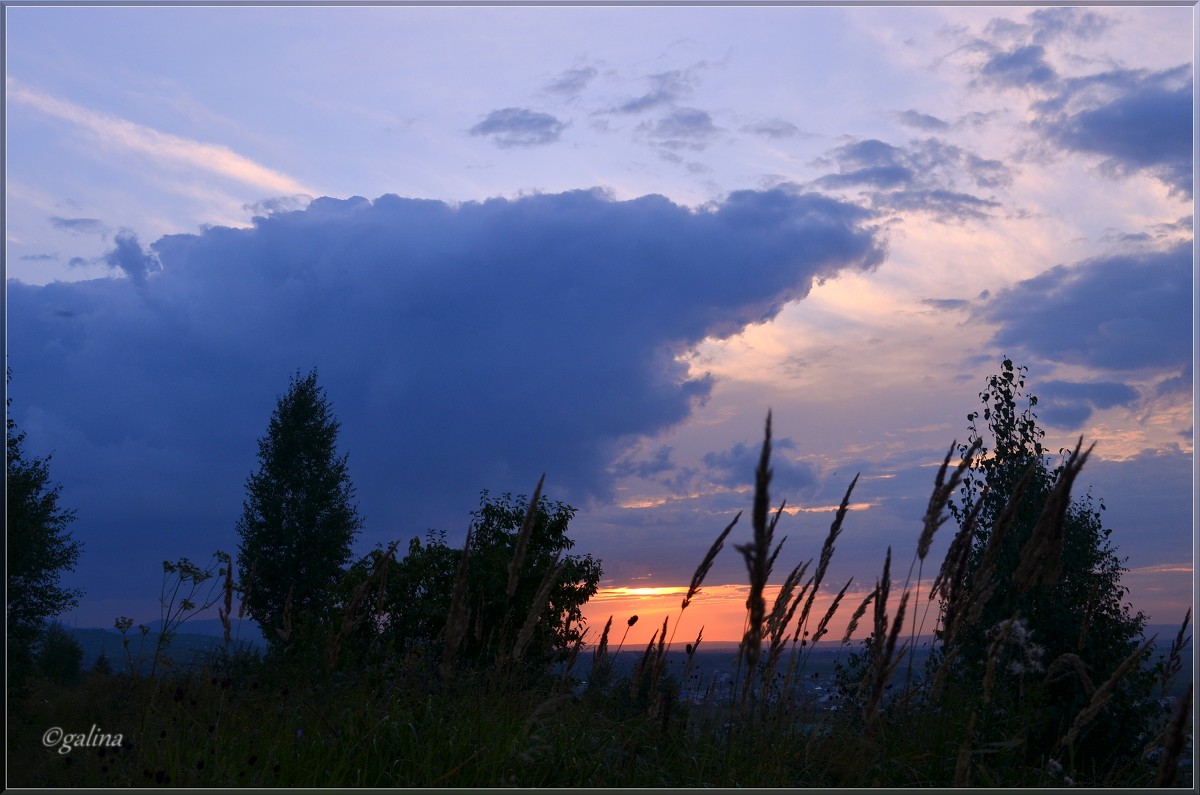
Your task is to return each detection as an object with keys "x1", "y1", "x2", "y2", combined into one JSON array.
[
  {"x1": 36, "y1": 621, "x2": 85, "y2": 685},
  {"x1": 235, "y1": 369, "x2": 362, "y2": 651},
  {"x1": 6, "y1": 373, "x2": 83, "y2": 687},
  {"x1": 332, "y1": 489, "x2": 602, "y2": 673},
  {"x1": 945, "y1": 358, "x2": 1152, "y2": 768}
]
